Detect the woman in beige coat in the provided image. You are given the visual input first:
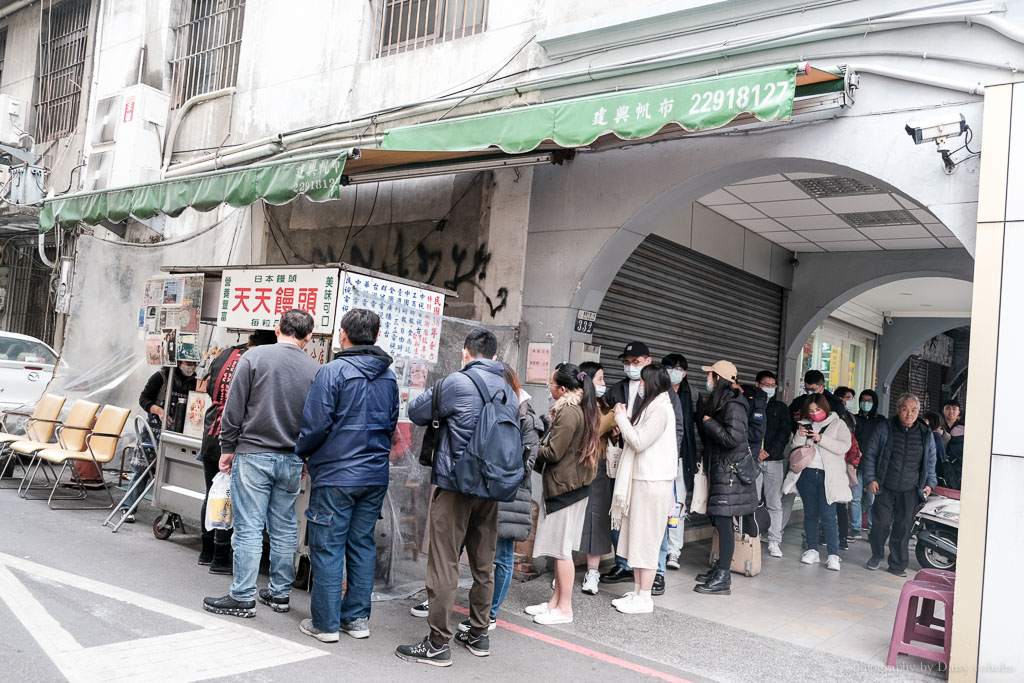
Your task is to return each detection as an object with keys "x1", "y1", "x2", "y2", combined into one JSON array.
[
  {"x1": 791, "y1": 394, "x2": 852, "y2": 571},
  {"x1": 608, "y1": 364, "x2": 677, "y2": 615}
]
